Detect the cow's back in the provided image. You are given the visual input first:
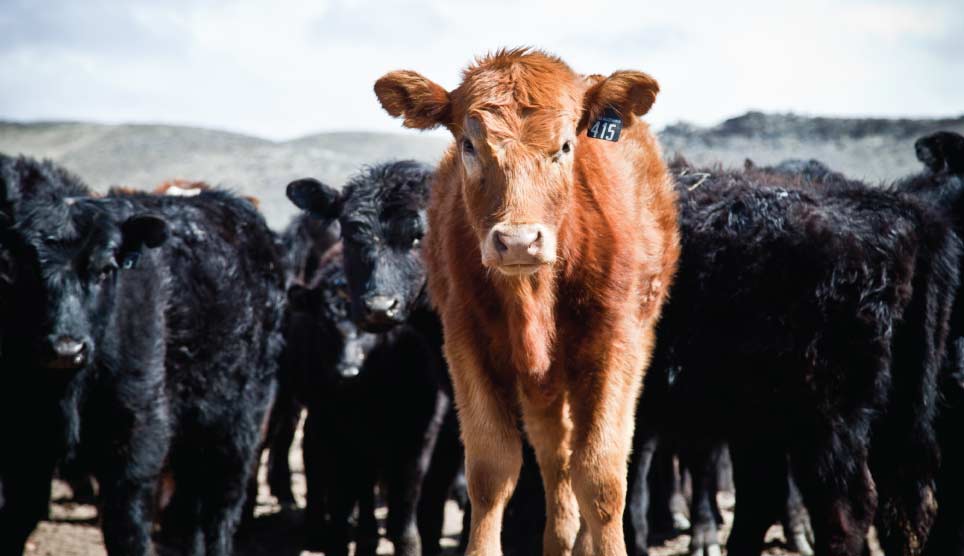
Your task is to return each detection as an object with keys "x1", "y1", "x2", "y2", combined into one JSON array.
[{"x1": 113, "y1": 190, "x2": 286, "y2": 406}]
